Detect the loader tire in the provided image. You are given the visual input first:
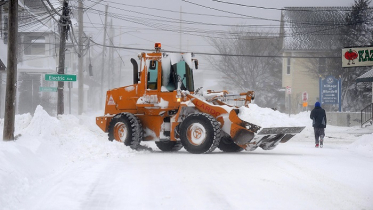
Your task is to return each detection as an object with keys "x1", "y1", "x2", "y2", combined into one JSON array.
[
  {"x1": 108, "y1": 113, "x2": 143, "y2": 150},
  {"x1": 155, "y1": 140, "x2": 183, "y2": 152},
  {"x1": 218, "y1": 135, "x2": 244, "y2": 152},
  {"x1": 179, "y1": 113, "x2": 221, "y2": 154}
]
